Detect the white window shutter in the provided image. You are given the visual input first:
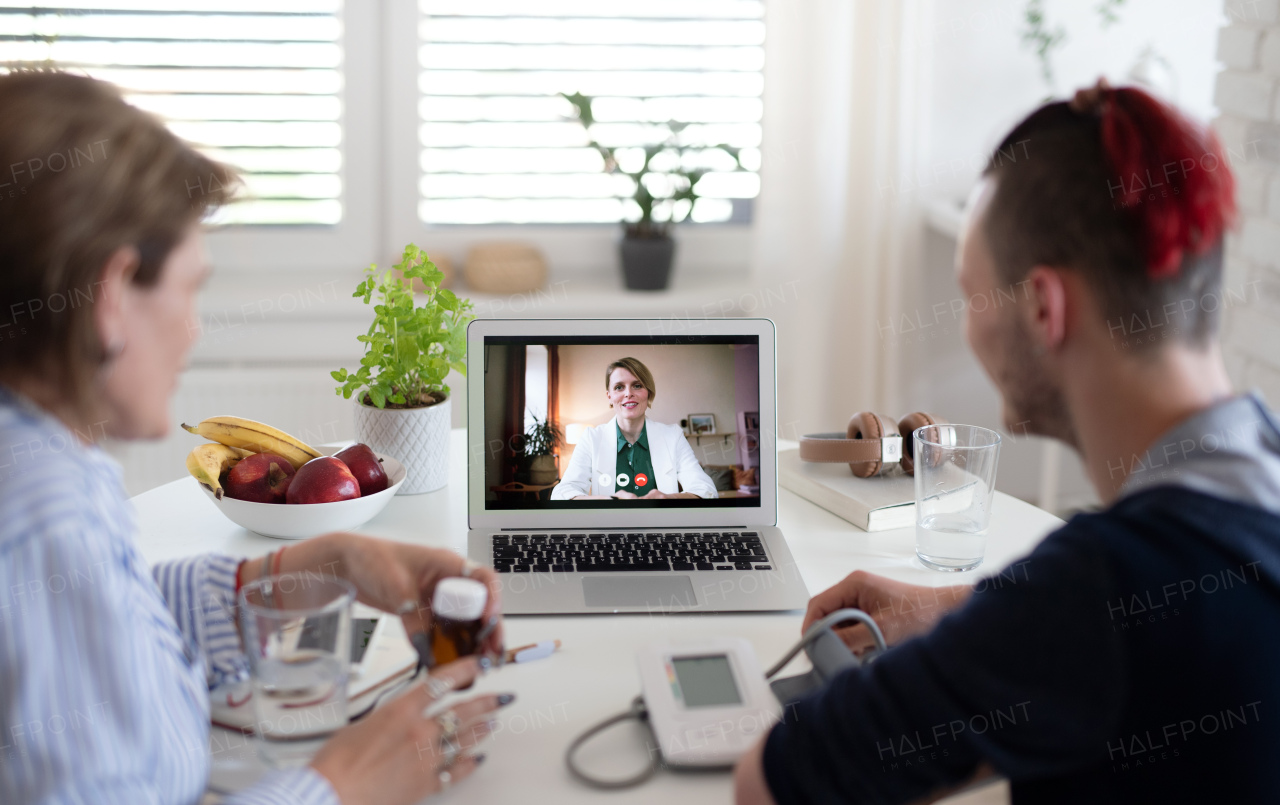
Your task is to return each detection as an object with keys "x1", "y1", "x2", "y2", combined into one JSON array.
[
  {"x1": 0, "y1": 1, "x2": 345, "y2": 226},
  {"x1": 417, "y1": 0, "x2": 764, "y2": 225}
]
